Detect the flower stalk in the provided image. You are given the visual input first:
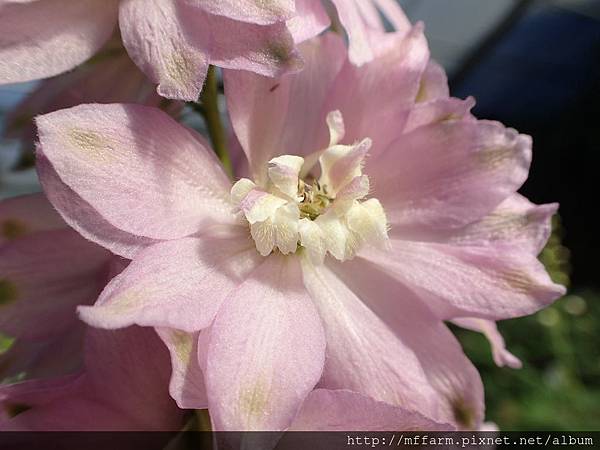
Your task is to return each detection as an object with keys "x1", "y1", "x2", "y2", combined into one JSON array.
[{"x1": 199, "y1": 65, "x2": 233, "y2": 178}]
